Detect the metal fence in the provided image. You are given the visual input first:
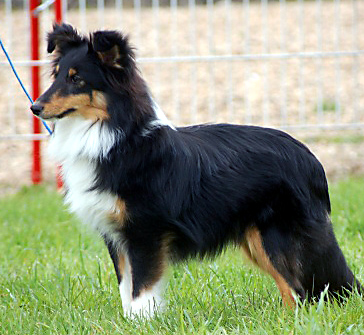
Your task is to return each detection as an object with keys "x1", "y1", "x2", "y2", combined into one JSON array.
[{"x1": 1, "y1": 0, "x2": 364, "y2": 142}]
